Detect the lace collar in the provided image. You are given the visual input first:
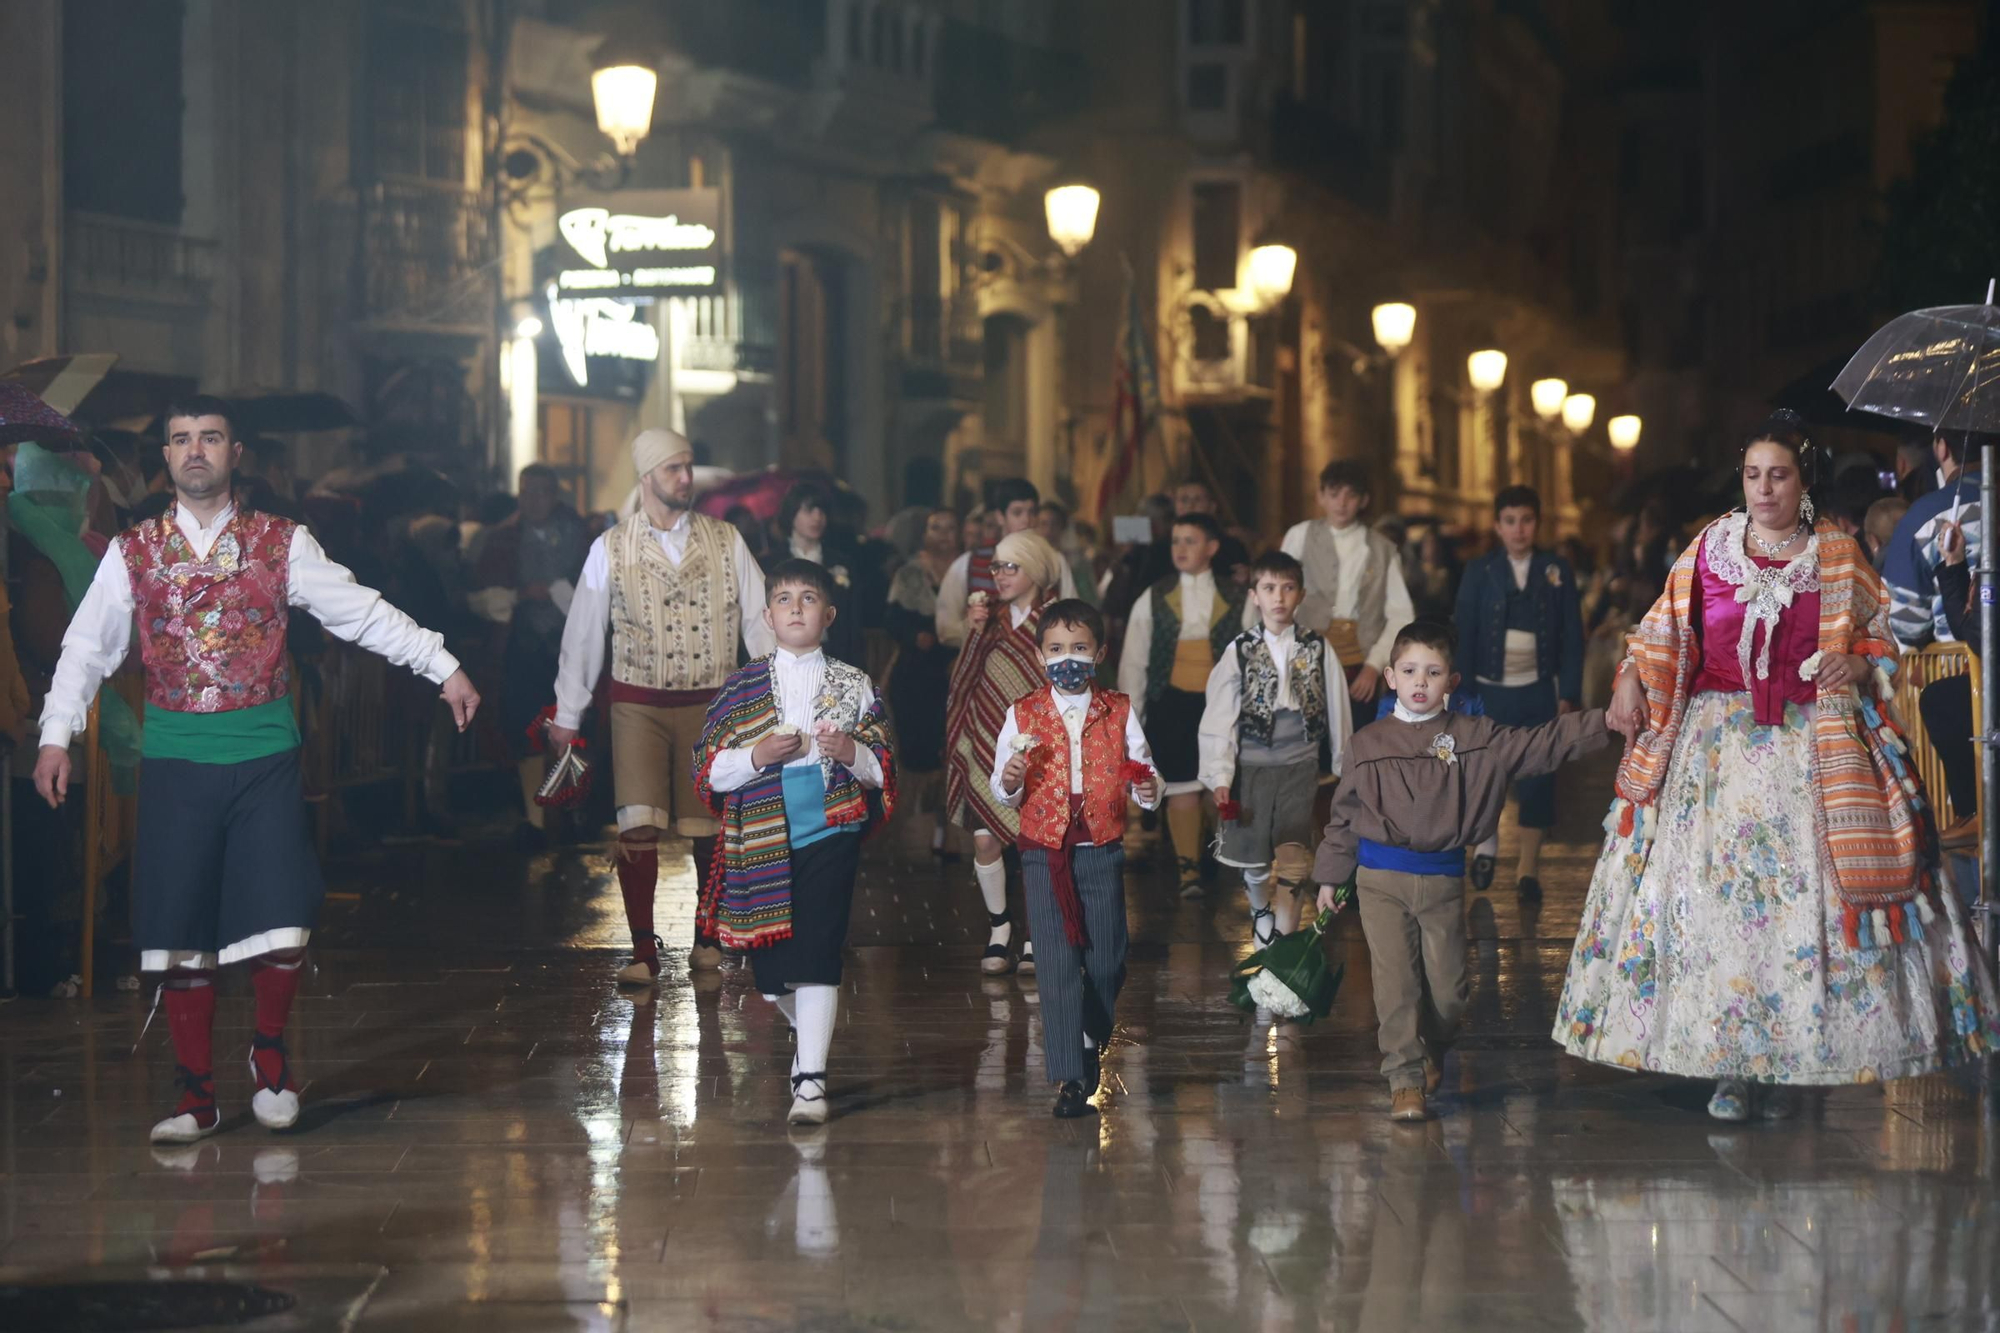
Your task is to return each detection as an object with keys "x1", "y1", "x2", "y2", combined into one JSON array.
[{"x1": 1703, "y1": 512, "x2": 1818, "y2": 684}]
